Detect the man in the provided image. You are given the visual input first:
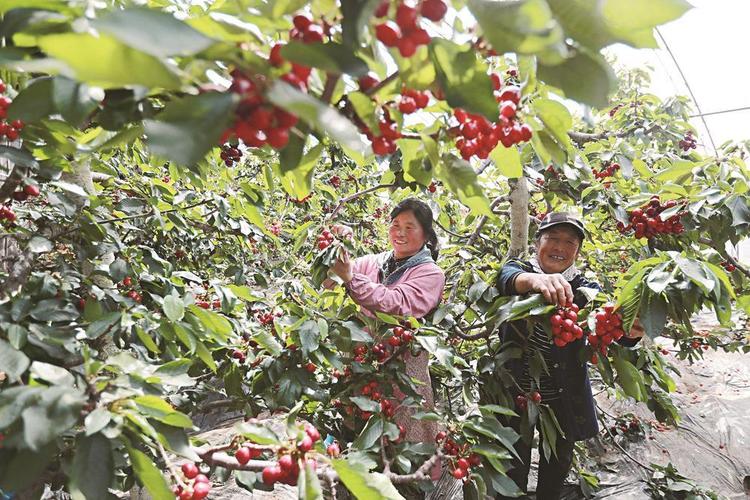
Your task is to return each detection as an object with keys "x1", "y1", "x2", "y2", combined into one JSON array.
[{"x1": 492, "y1": 212, "x2": 644, "y2": 499}]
